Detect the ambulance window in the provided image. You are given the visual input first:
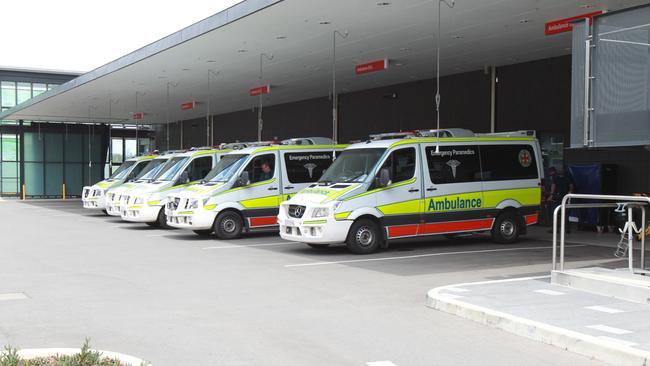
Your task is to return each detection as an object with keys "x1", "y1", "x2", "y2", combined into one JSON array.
[
  {"x1": 480, "y1": 145, "x2": 538, "y2": 181},
  {"x1": 377, "y1": 147, "x2": 416, "y2": 184},
  {"x1": 186, "y1": 156, "x2": 213, "y2": 181},
  {"x1": 129, "y1": 161, "x2": 148, "y2": 179},
  {"x1": 244, "y1": 154, "x2": 276, "y2": 184},
  {"x1": 284, "y1": 151, "x2": 334, "y2": 183},
  {"x1": 426, "y1": 146, "x2": 481, "y2": 184}
]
